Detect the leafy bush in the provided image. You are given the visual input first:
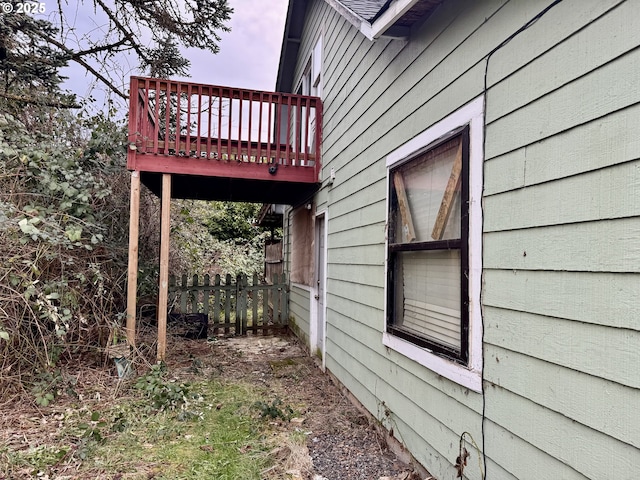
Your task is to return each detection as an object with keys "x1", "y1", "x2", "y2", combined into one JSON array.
[
  {"x1": 253, "y1": 397, "x2": 294, "y2": 421},
  {"x1": 135, "y1": 363, "x2": 191, "y2": 411},
  {"x1": 0, "y1": 109, "x2": 133, "y2": 398}
]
